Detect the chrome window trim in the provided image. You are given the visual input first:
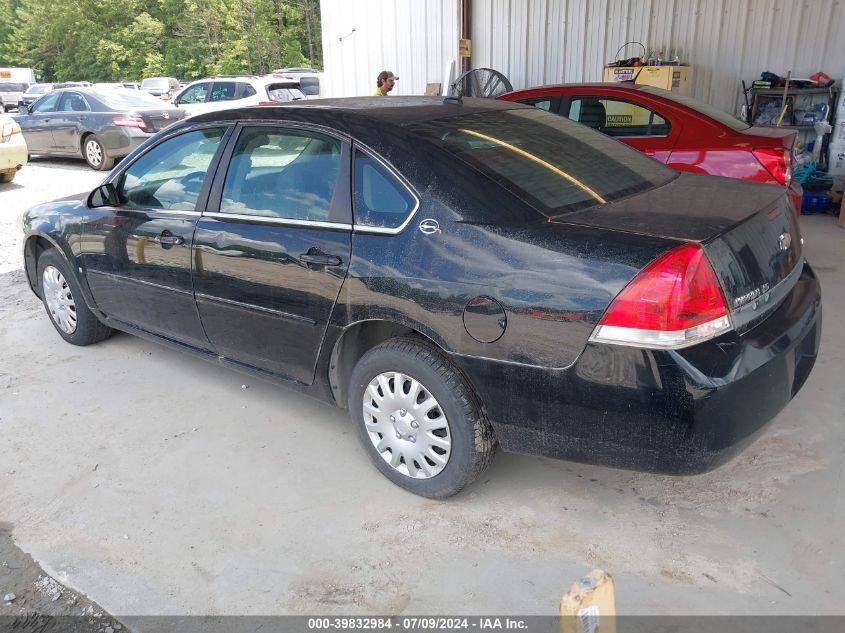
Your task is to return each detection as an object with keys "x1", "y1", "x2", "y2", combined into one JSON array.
[
  {"x1": 351, "y1": 142, "x2": 421, "y2": 236},
  {"x1": 202, "y1": 211, "x2": 351, "y2": 230},
  {"x1": 119, "y1": 208, "x2": 202, "y2": 218}
]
